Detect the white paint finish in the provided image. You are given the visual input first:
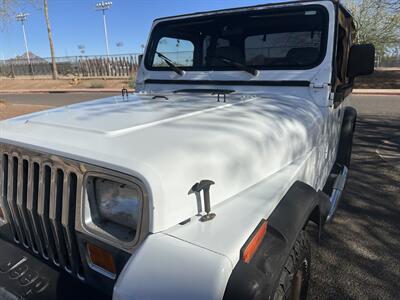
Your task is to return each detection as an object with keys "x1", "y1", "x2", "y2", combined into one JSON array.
[
  {"x1": 165, "y1": 149, "x2": 322, "y2": 265},
  {"x1": 0, "y1": 92, "x2": 325, "y2": 233},
  {"x1": 113, "y1": 233, "x2": 232, "y2": 300}
]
